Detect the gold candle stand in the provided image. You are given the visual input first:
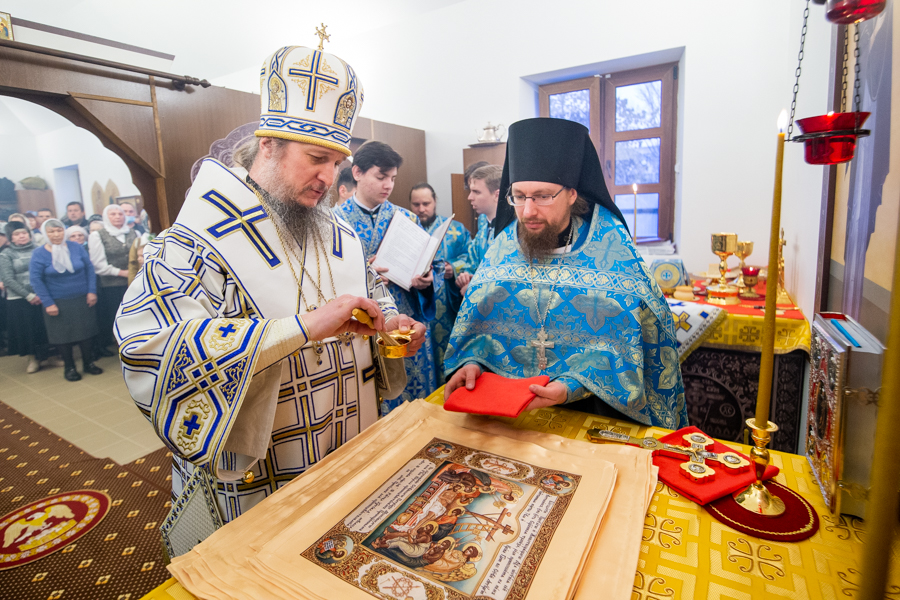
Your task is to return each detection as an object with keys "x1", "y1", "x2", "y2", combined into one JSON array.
[{"x1": 732, "y1": 418, "x2": 785, "y2": 516}]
